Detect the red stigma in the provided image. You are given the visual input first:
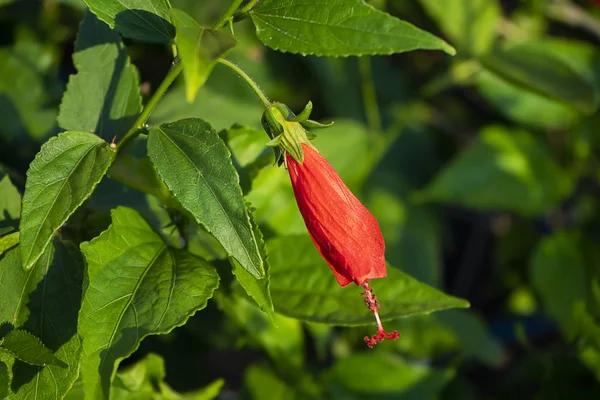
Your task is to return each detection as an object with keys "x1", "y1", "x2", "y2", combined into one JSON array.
[{"x1": 361, "y1": 281, "x2": 400, "y2": 348}]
